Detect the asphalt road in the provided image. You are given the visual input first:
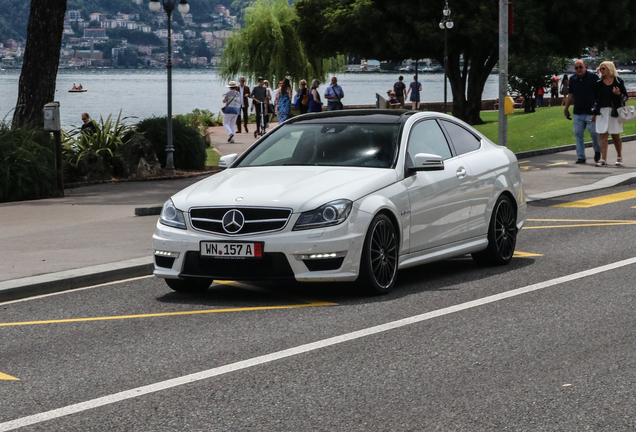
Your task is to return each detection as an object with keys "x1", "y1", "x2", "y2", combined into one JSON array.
[{"x1": 2, "y1": 186, "x2": 636, "y2": 431}]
